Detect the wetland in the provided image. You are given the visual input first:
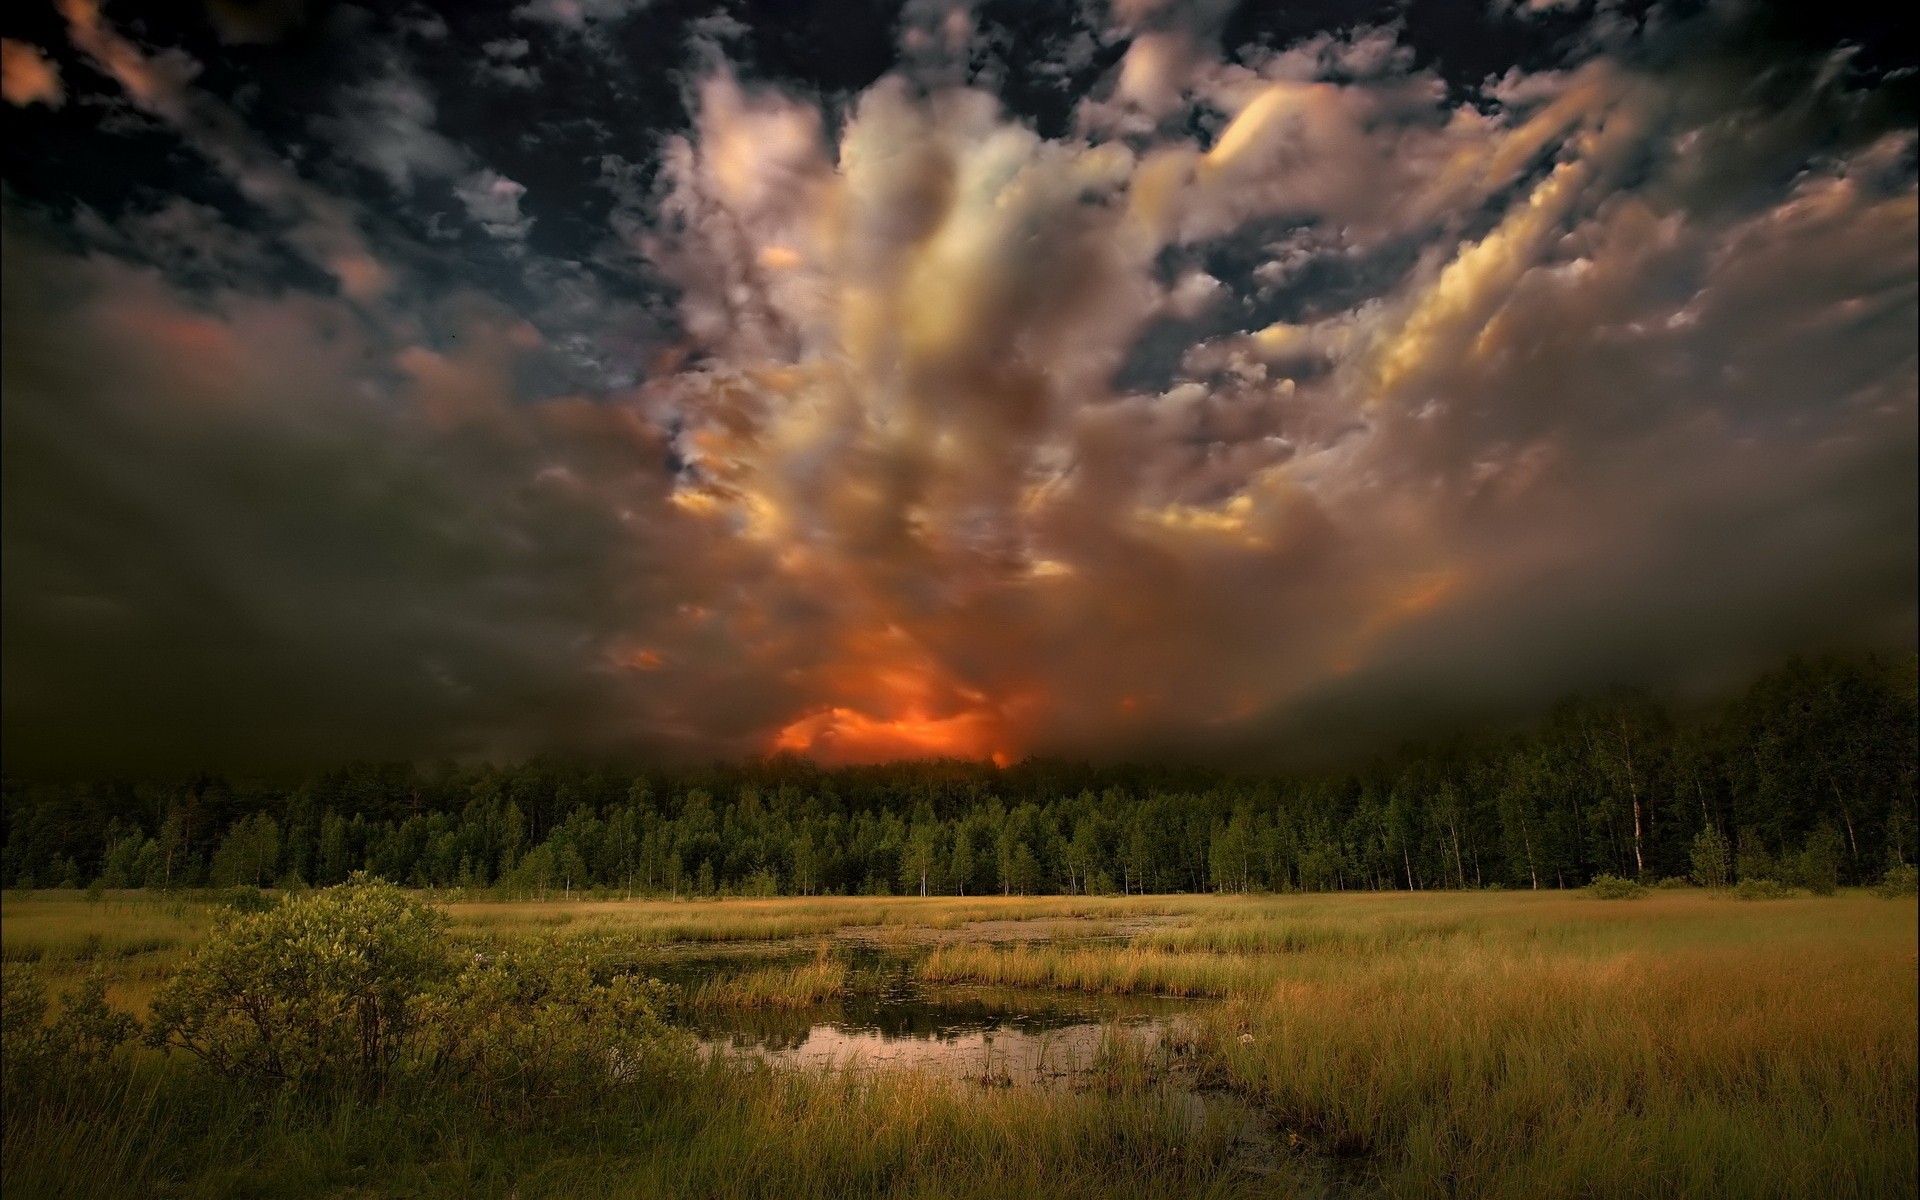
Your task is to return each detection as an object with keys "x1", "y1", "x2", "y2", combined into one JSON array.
[{"x1": 2, "y1": 887, "x2": 1915, "y2": 1199}]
